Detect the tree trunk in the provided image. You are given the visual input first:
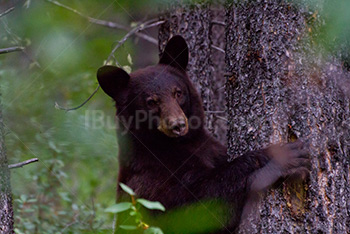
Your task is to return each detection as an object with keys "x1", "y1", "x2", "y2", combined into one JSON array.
[
  {"x1": 159, "y1": 0, "x2": 350, "y2": 233},
  {"x1": 225, "y1": 0, "x2": 350, "y2": 233},
  {"x1": 0, "y1": 95, "x2": 14, "y2": 233},
  {"x1": 159, "y1": 1, "x2": 227, "y2": 142}
]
